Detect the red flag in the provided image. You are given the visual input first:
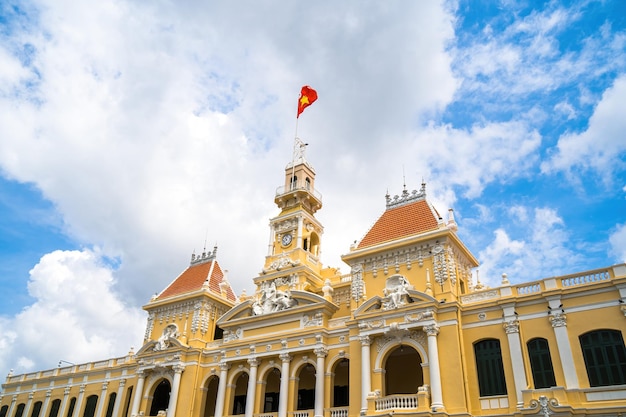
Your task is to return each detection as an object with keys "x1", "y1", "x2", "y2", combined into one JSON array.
[{"x1": 297, "y1": 85, "x2": 318, "y2": 118}]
